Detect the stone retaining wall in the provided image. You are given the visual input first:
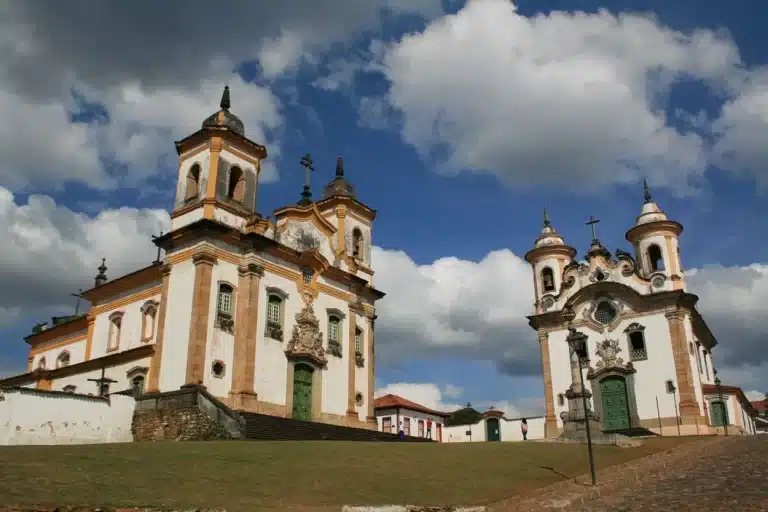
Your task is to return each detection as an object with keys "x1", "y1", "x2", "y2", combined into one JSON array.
[{"x1": 132, "y1": 384, "x2": 244, "y2": 441}]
